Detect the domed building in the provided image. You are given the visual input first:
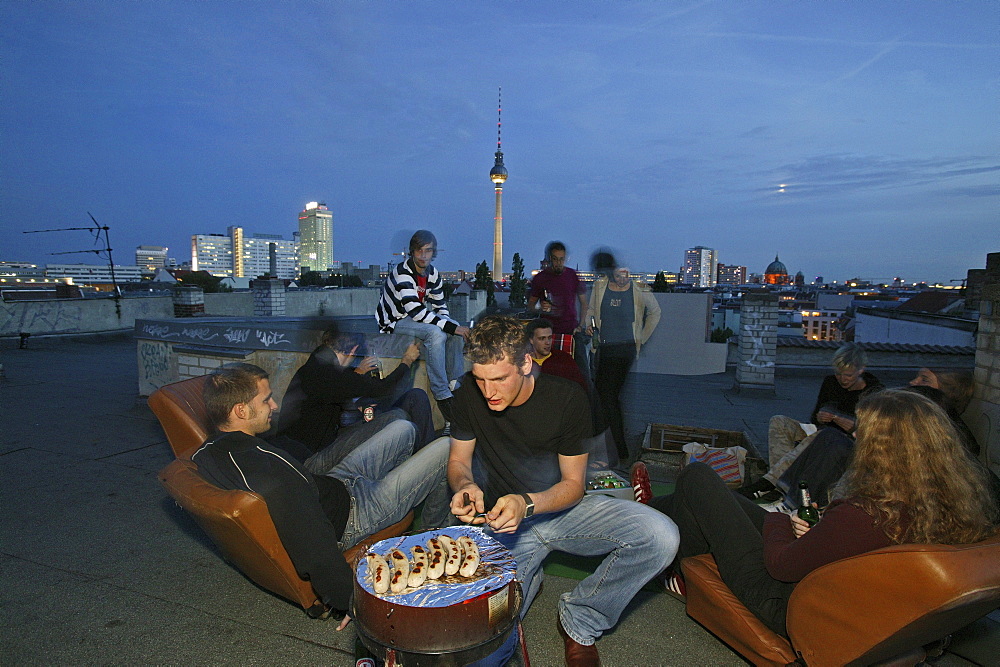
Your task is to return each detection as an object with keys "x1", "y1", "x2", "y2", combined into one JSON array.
[{"x1": 764, "y1": 255, "x2": 791, "y2": 285}]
